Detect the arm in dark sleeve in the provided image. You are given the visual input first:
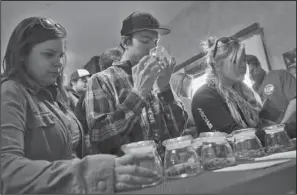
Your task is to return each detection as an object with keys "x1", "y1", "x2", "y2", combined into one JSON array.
[
  {"x1": 1, "y1": 81, "x2": 116, "y2": 194},
  {"x1": 278, "y1": 70, "x2": 296, "y2": 124},
  {"x1": 85, "y1": 75, "x2": 147, "y2": 154},
  {"x1": 74, "y1": 92, "x2": 88, "y2": 133},
  {"x1": 281, "y1": 70, "x2": 296, "y2": 101},
  {"x1": 158, "y1": 85, "x2": 188, "y2": 137},
  {"x1": 191, "y1": 89, "x2": 243, "y2": 134}
]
